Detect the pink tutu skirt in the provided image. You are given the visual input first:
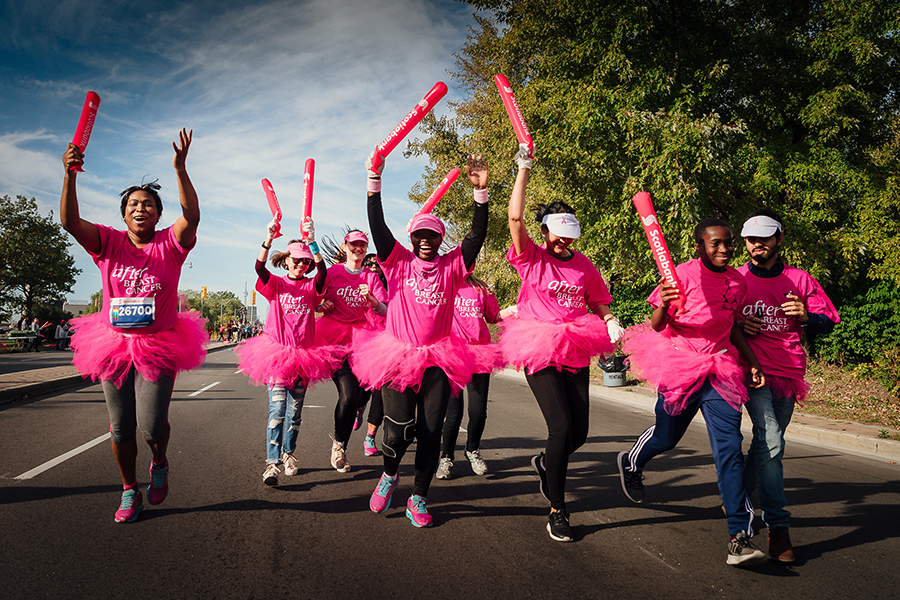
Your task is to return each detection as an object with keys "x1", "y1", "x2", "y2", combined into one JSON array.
[
  {"x1": 70, "y1": 311, "x2": 209, "y2": 388},
  {"x1": 622, "y1": 322, "x2": 748, "y2": 415},
  {"x1": 468, "y1": 342, "x2": 506, "y2": 375},
  {"x1": 765, "y1": 374, "x2": 810, "y2": 406},
  {"x1": 349, "y1": 329, "x2": 475, "y2": 395},
  {"x1": 235, "y1": 334, "x2": 345, "y2": 389},
  {"x1": 314, "y1": 311, "x2": 384, "y2": 350},
  {"x1": 499, "y1": 314, "x2": 615, "y2": 375}
]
